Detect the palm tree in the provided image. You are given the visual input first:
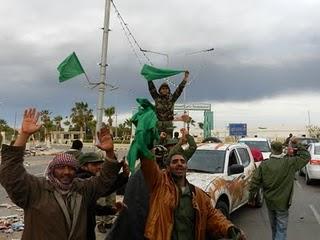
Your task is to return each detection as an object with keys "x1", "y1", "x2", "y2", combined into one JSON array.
[
  {"x1": 53, "y1": 115, "x2": 63, "y2": 143},
  {"x1": 104, "y1": 106, "x2": 115, "y2": 127},
  {"x1": 70, "y1": 102, "x2": 94, "y2": 140},
  {"x1": 40, "y1": 110, "x2": 53, "y2": 143},
  {"x1": 123, "y1": 118, "x2": 133, "y2": 140},
  {"x1": 54, "y1": 115, "x2": 63, "y2": 131}
]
